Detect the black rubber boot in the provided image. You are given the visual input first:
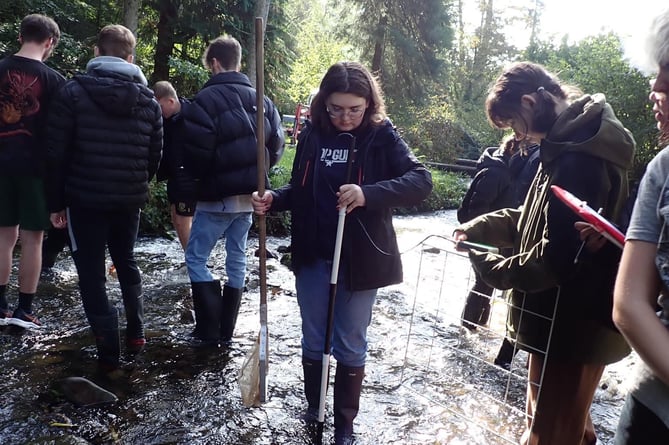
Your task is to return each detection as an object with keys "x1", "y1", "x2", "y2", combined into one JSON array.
[
  {"x1": 120, "y1": 283, "x2": 145, "y2": 352},
  {"x1": 88, "y1": 309, "x2": 121, "y2": 372},
  {"x1": 220, "y1": 285, "x2": 243, "y2": 343},
  {"x1": 303, "y1": 358, "x2": 323, "y2": 422},
  {"x1": 334, "y1": 363, "x2": 365, "y2": 445},
  {"x1": 461, "y1": 291, "x2": 485, "y2": 330},
  {"x1": 304, "y1": 358, "x2": 326, "y2": 444},
  {"x1": 190, "y1": 280, "x2": 222, "y2": 346},
  {"x1": 478, "y1": 298, "x2": 491, "y2": 326},
  {"x1": 461, "y1": 276, "x2": 493, "y2": 330},
  {"x1": 494, "y1": 338, "x2": 517, "y2": 370}
]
